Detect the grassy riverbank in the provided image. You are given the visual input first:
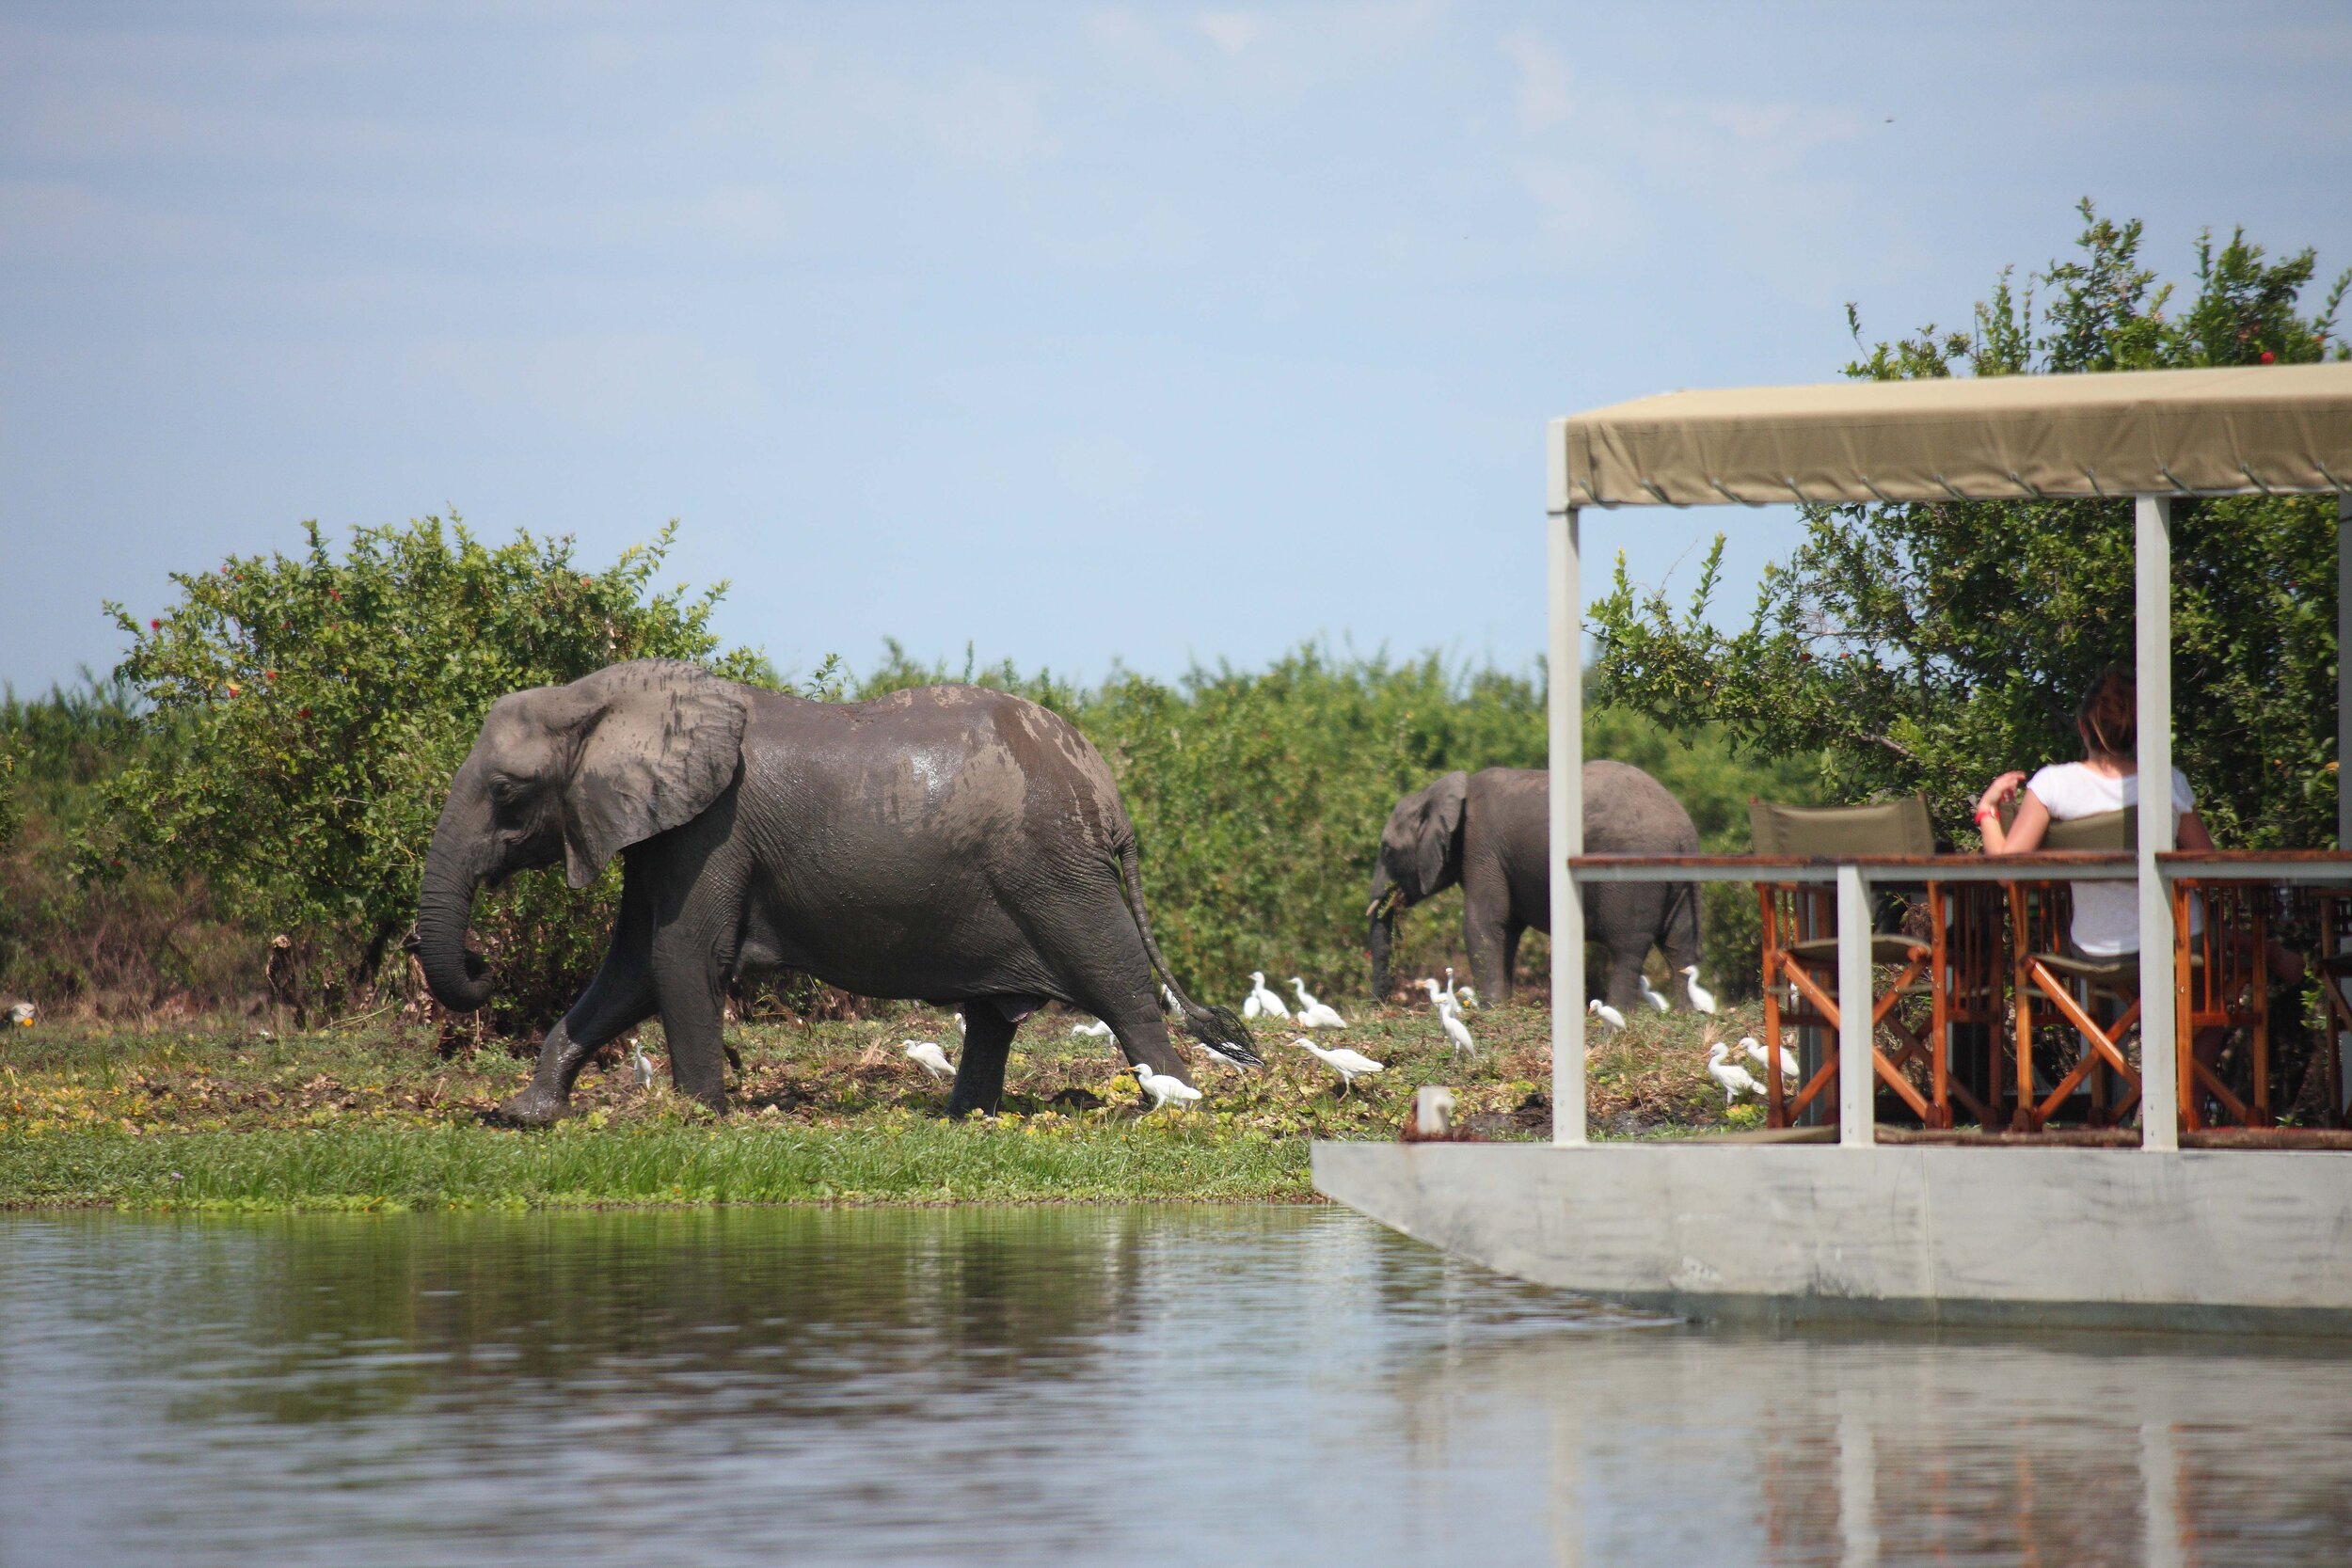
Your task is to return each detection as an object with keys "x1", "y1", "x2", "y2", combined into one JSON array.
[{"x1": 0, "y1": 999, "x2": 1753, "y2": 1210}]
